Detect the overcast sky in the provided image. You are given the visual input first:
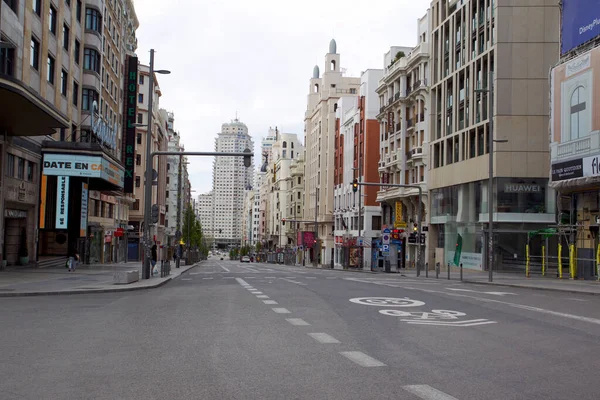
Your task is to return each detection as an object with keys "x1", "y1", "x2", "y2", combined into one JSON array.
[{"x1": 134, "y1": 0, "x2": 428, "y2": 195}]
